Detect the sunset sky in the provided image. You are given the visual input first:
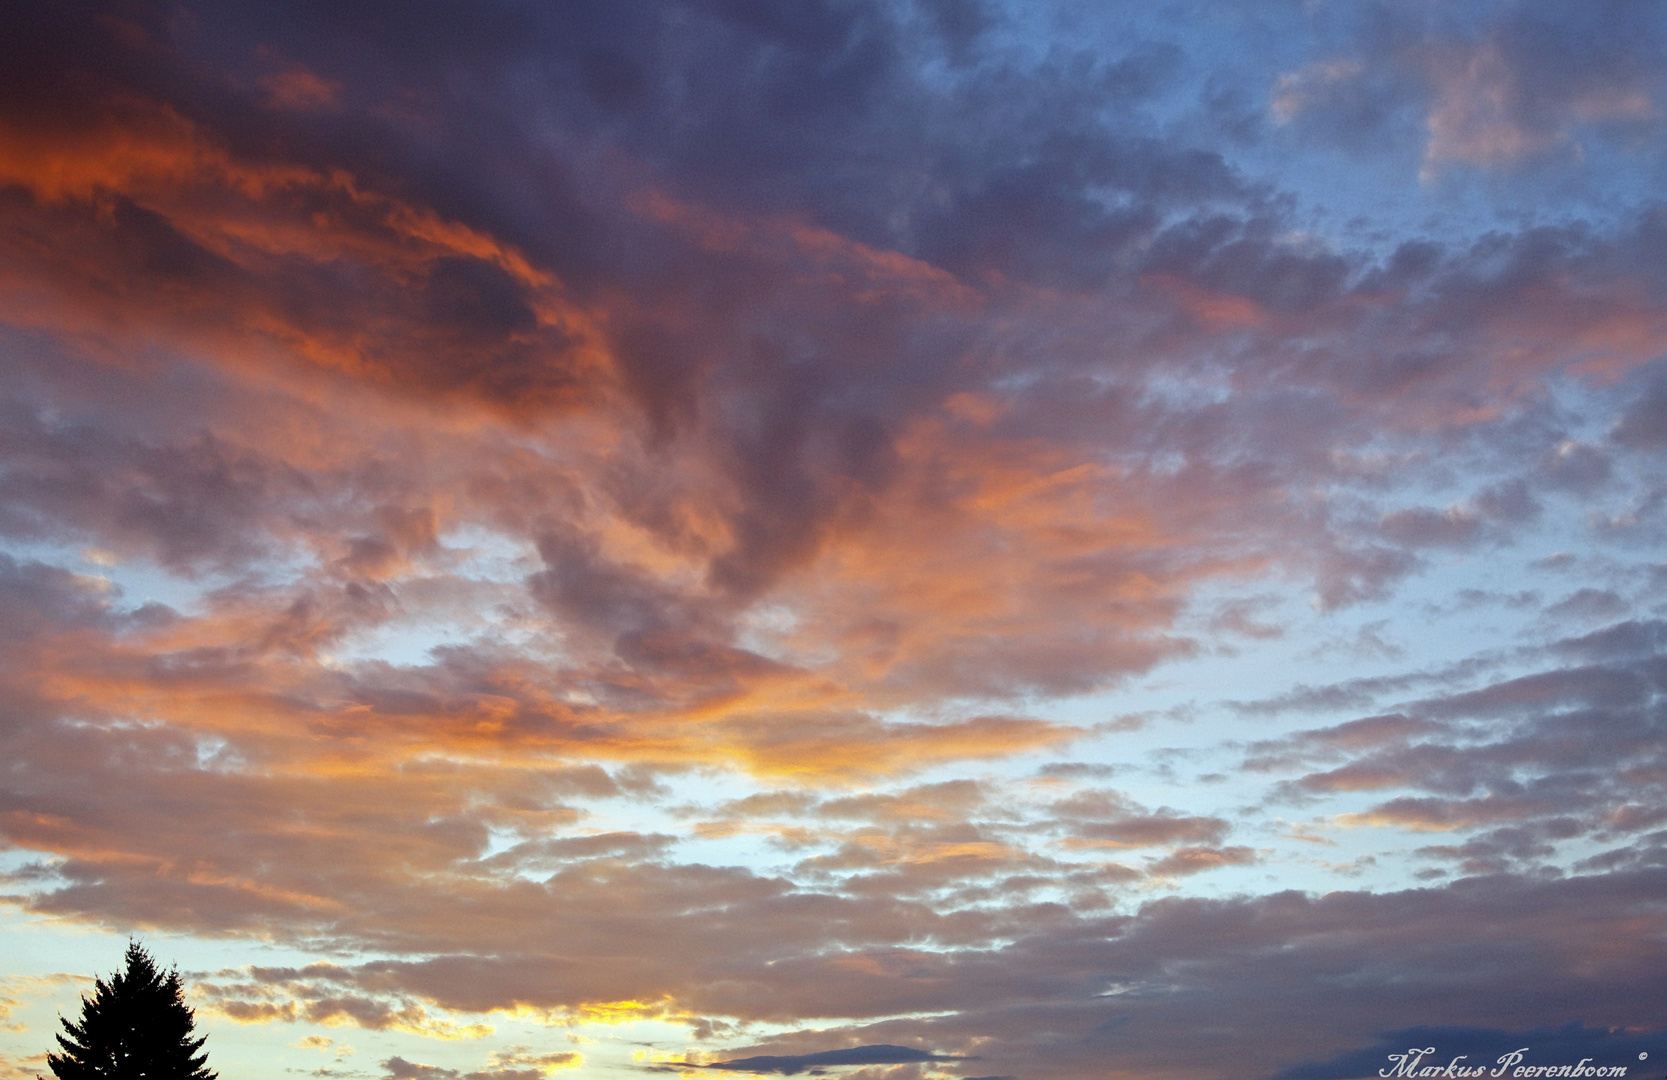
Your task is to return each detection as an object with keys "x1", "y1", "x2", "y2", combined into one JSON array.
[{"x1": 2, "y1": 2, "x2": 1666, "y2": 1080}]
